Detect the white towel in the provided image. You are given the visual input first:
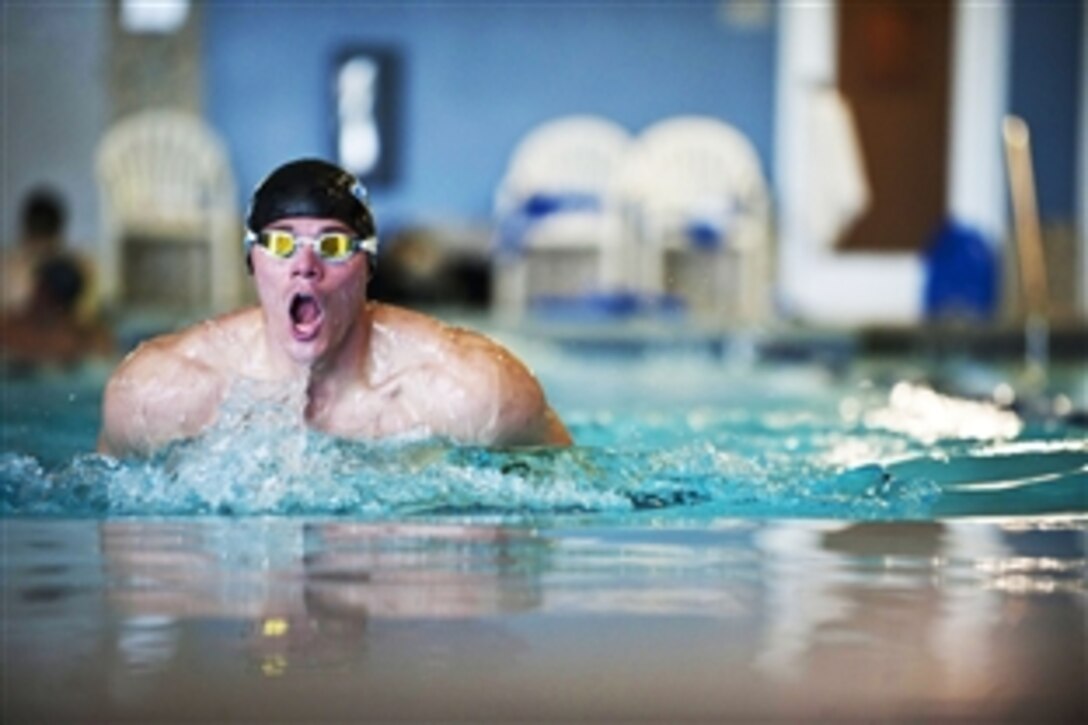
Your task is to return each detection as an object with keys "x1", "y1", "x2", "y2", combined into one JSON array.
[{"x1": 801, "y1": 86, "x2": 871, "y2": 251}]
